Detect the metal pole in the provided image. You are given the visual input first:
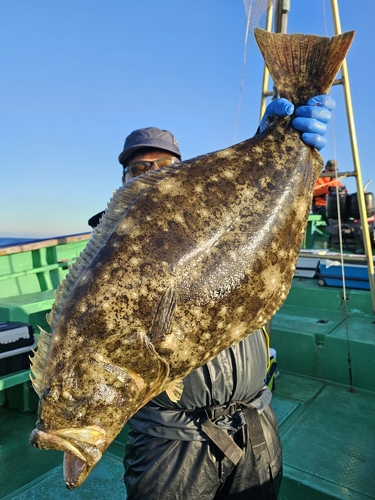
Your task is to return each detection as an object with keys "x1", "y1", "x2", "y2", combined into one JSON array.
[
  {"x1": 276, "y1": 0, "x2": 290, "y2": 34},
  {"x1": 260, "y1": 0, "x2": 291, "y2": 342},
  {"x1": 259, "y1": 0, "x2": 274, "y2": 122},
  {"x1": 259, "y1": 0, "x2": 291, "y2": 122},
  {"x1": 330, "y1": 0, "x2": 375, "y2": 312}
]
